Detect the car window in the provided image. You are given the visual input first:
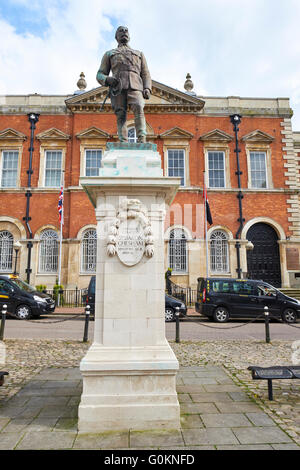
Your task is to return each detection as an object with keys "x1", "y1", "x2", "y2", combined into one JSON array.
[
  {"x1": 0, "y1": 280, "x2": 13, "y2": 294},
  {"x1": 89, "y1": 277, "x2": 96, "y2": 295},
  {"x1": 211, "y1": 281, "x2": 232, "y2": 293},
  {"x1": 258, "y1": 284, "x2": 277, "y2": 297},
  {"x1": 232, "y1": 281, "x2": 257, "y2": 295},
  {"x1": 10, "y1": 278, "x2": 35, "y2": 293}
]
